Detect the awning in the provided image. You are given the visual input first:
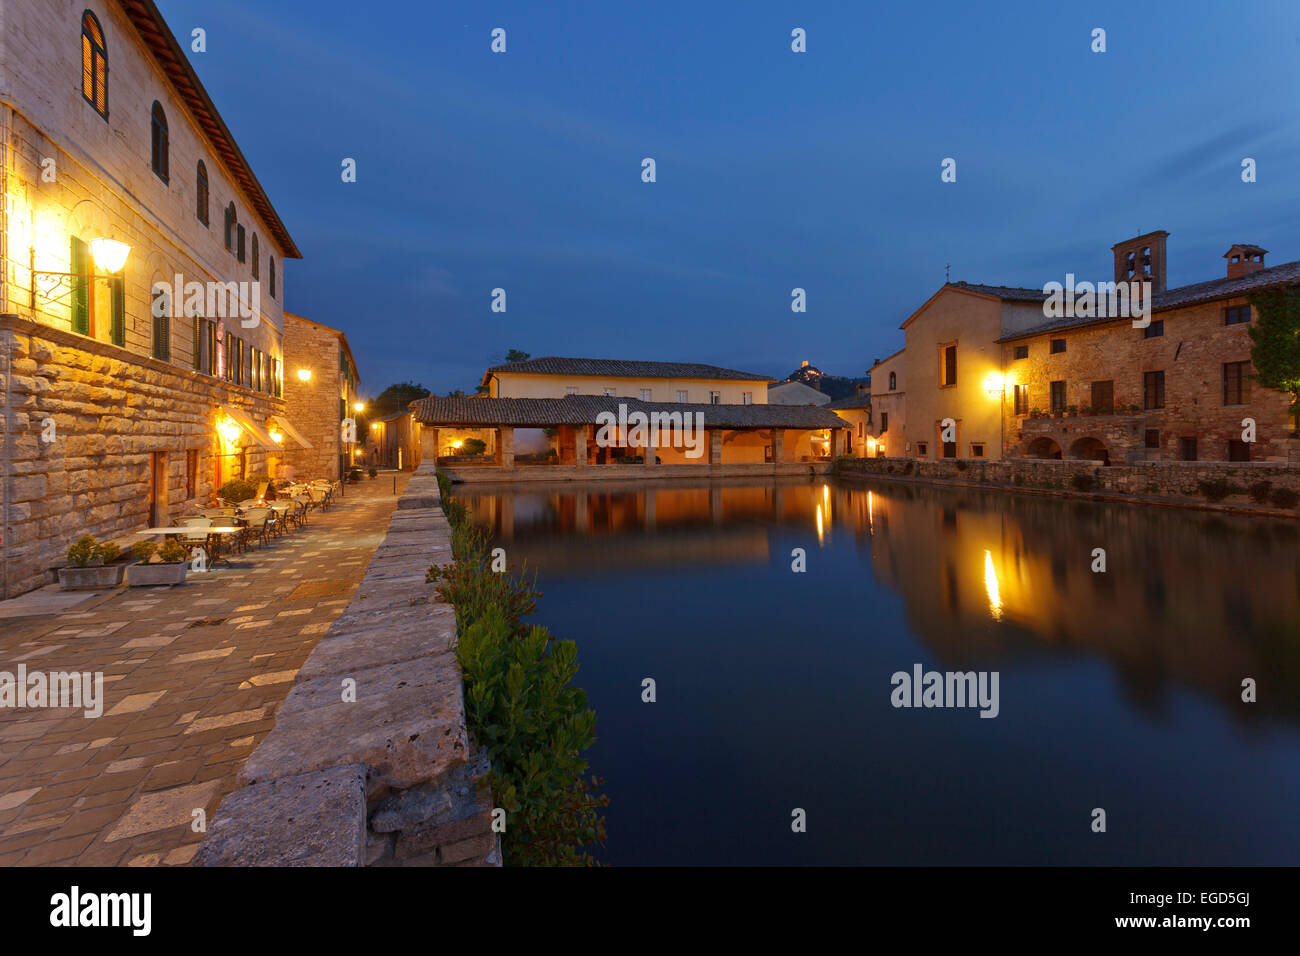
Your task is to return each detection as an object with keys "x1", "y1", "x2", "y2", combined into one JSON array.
[
  {"x1": 268, "y1": 414, "x2": 314, "y2": 449},
  {"x1": 219, "y1": 407, "x2": 280, "y2": 451}
]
